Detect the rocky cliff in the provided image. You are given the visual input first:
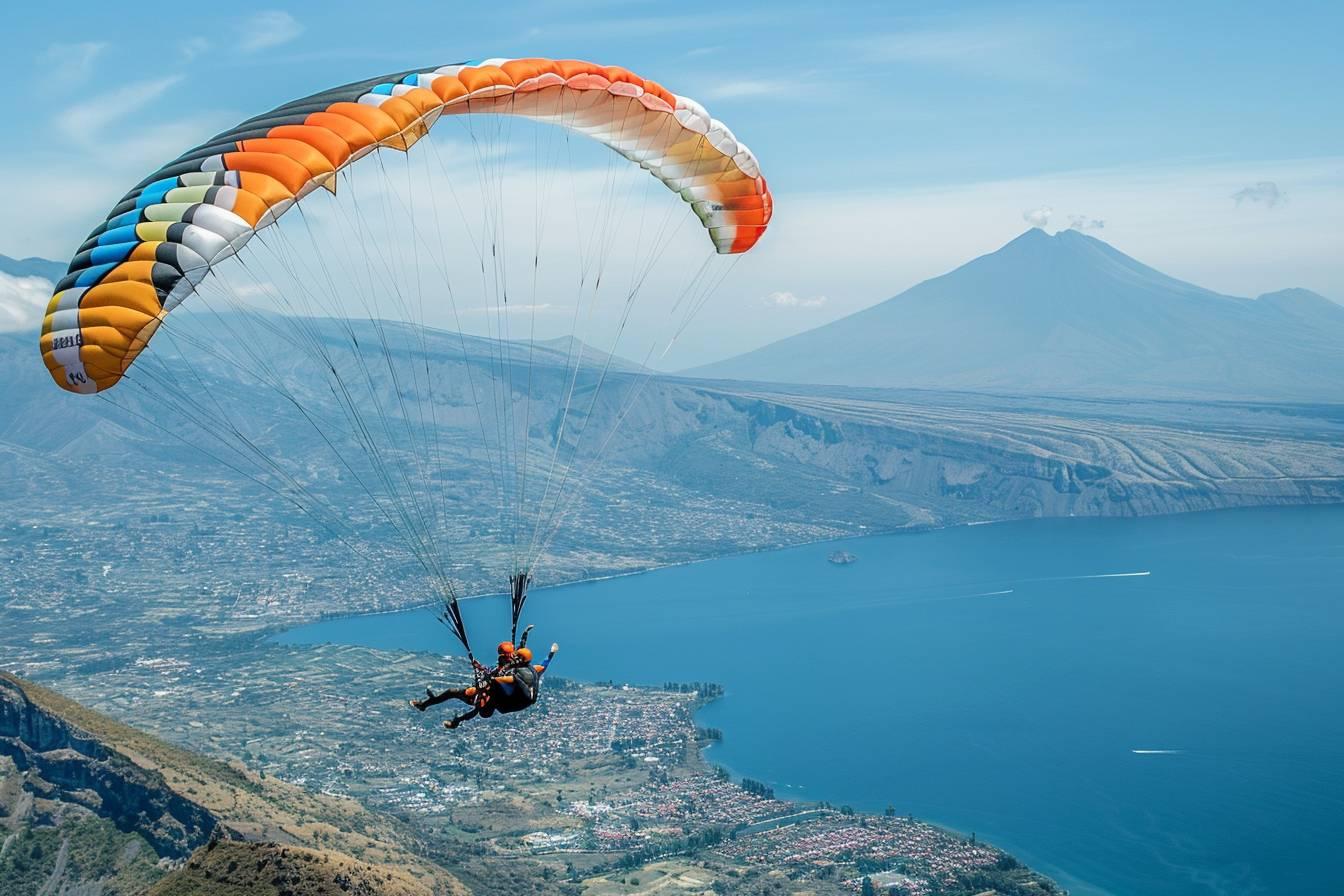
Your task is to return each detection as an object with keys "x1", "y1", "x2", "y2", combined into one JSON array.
[
  {"x1": 0, "y1": 674, "x2": 464, "y2": 895},
  {"x1": 598, "y1": 378, "x2": 1344, "y2": 529},
  {"x1": 4, "y1": 305, "x2": 1343, "y2": 609},
  {"x1": 0, "y1": 675, "x2": 220, "y2": 860}
]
